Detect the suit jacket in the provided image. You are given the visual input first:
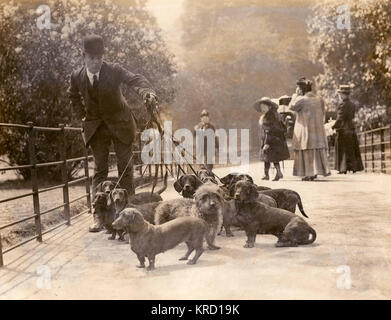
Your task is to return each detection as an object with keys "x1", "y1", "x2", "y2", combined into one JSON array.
[
  {"x1": 288, "y1": 92, "x2": 328, "y2": 150},
  {"x1": 68, "y1": 61, "x2": 155, "y2": 145},
  {"x1": 332, "y1": 99, "x2": 356, "y2": 131},
  {"x1": 193, "y1": 122, "x2": 219, "y2": 149}
]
